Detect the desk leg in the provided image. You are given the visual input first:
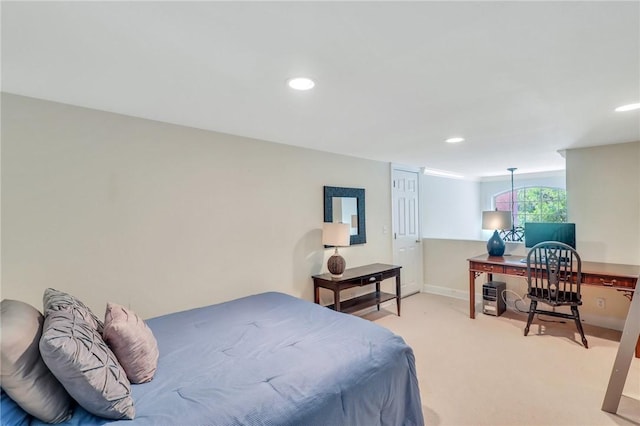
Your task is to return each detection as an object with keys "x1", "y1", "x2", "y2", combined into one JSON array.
[
  {"x1": 469, "y1": 270, "x2": 476, "y2": 319},
  {"x1": 396, "y1": 270, "x2": 402, "y2": 316},
  {"x1": 334, "y1": 289, "x2": 341, "y2": 312},
  {"x1": 314, "y1": 284, "x2": 319, "y2": 304},
  {"x1": 376, "y1": 281, "x2": 381, "y2": 311}
]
